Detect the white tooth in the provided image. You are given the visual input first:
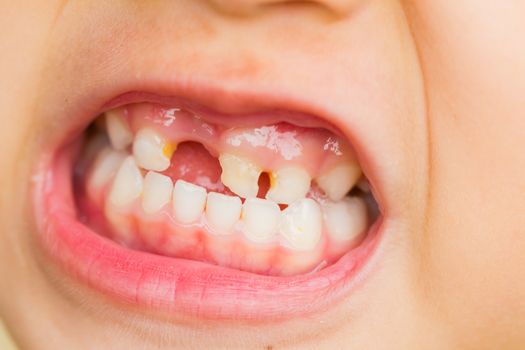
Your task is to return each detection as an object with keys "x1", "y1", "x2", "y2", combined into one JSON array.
[
  {"x1": 172, "y1": 180, "x2": 207, "y2": 224},
  {"x1": 219, "y1": 153, "x2": 261, "y2": 198},
  {"x1": 206, "y1": 192, "x2": 242, "y2": 233},
  {"x1": 266, "y1": 166, "x2": 311, "y2": 205},
  {"x1": 106, "y1": 111, "x2": 133, "y2": 150},
  {"x1": 316, "y1": 163, "x2": 362, "y2": 201},
  {"x1": 88, "y1": 147, "x2": 127, "y2": 190},
  {"x1": 242, "y1": 198, "x2": 280, "y2": 243},
  {"x1": 322, "y1": 197, "x2": 368, "y2": 242},
  {"x1": 108, "y1": 156, "x2": 143, "y2": 207},
  {"x1": 279, "y1": 198, "x2": 322, "y2": 251},
  {"x1": 133, "y1": 128, "x2": 175, "y2": 171},
  {"x1": 142, "y1": 172, "x2": 173, "y2": 214}
]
